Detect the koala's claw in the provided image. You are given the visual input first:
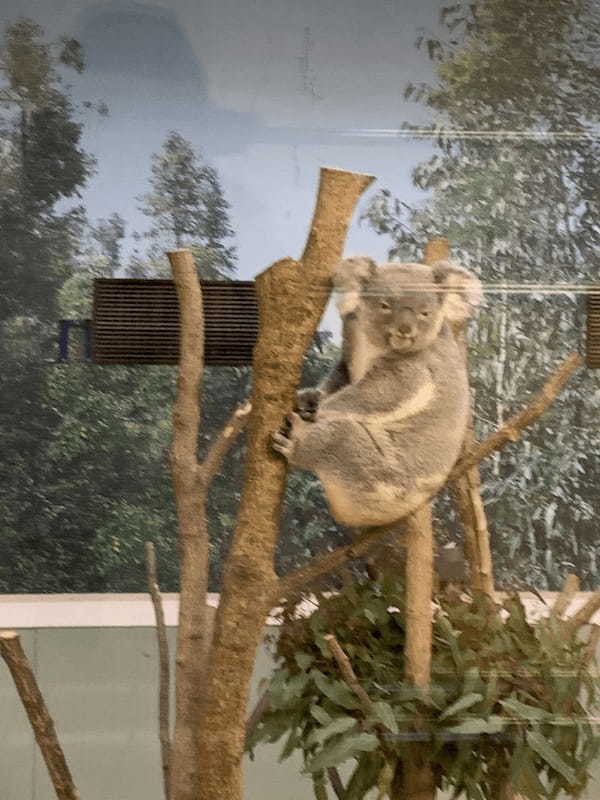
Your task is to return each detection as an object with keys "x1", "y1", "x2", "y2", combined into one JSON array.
[
  {"x1": 272, "y1": 412, "x2": 302, "y2": 460},
  {"x1": 295, "y1": 389, "x2": 321, "y2": 422},
  {"x1": 272, "y1": 430, "x2": 294, "y2": 459}
]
